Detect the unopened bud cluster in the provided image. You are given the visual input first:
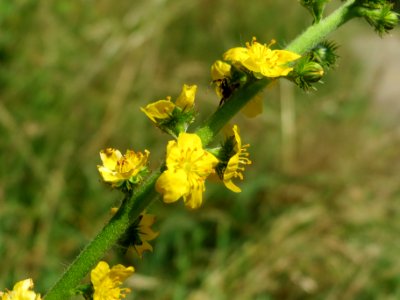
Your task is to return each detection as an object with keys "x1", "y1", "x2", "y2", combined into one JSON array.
[
  {"x1": 347, "y1": 0, "x2": 398, "y2": 35},
  {"x1": 288, "y1": 40, "x2": 338, "y2": 91}
]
